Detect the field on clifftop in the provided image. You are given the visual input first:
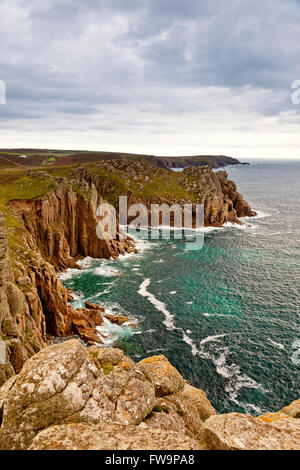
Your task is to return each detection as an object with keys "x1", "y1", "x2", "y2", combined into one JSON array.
[{"x1": 0, "y1": 149, "x2": 242, "y2": 170}]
